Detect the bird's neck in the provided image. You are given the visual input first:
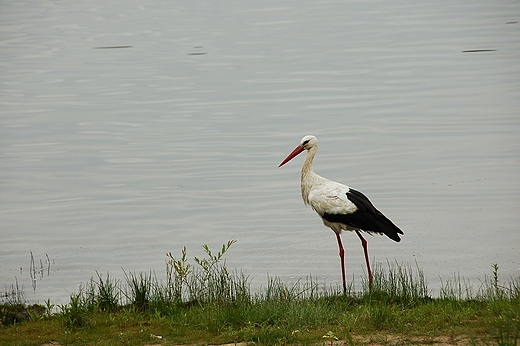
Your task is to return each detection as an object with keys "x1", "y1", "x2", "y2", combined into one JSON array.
[{"x1": 301, "y1": 147, "x2": 318, "y2": 205}]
